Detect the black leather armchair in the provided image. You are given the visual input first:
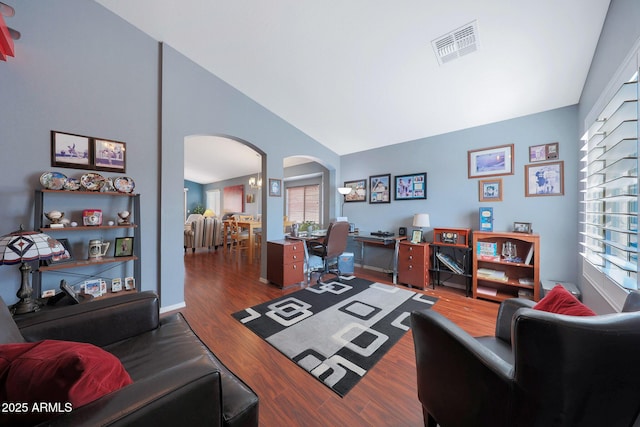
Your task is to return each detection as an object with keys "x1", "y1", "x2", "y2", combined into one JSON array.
[
  {"x1": 3, "y1": 292, "x2": 258, "y2": 427},
  {"x1": 411, "y1": 293, "x2": 640, "y2": 427}
]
